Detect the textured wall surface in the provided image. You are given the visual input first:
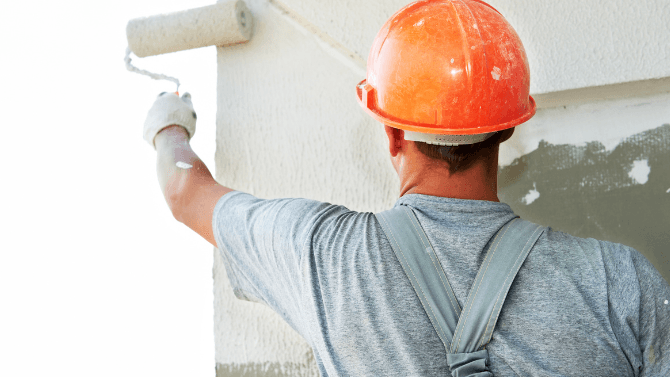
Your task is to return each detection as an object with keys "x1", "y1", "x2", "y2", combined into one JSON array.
[
  {"x1": 213, "y1": 0, "x2": 669, "y2": 375},
  {"x1": 270, "y1": 0, "x2": 670, "y2": 94},
  {"x1": 486, "y1": 0, "x2": 670, "y2": 94},
  {"x1": 213, "y1": 0, "x2": 397, "y2": 375}
]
